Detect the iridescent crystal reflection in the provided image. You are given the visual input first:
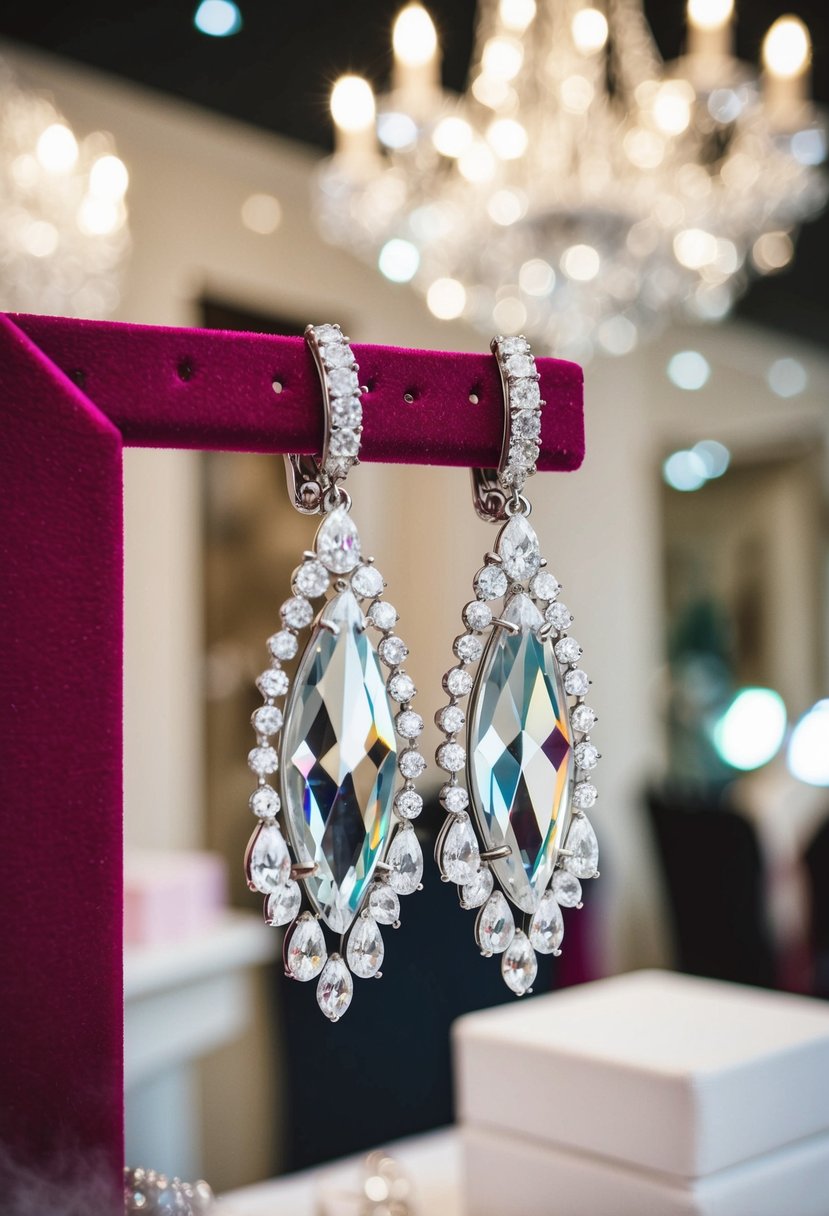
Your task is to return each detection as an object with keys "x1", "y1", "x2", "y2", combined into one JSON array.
[
  {"x1": 469, "y1": 592, "x2": 573, "y2": 913},
  {"x1": 282, "y1": 590, "x2": 397, "y2": 933}
]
